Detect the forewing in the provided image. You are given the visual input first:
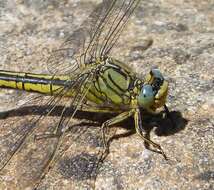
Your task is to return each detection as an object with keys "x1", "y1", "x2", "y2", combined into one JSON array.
[
  {"x1": 47, "y1": 0, "x2": 141, "y2": 75},
  {"x1": 0, "y1": 74, "x2": 102, "y2": 189},
  {"x1": 0, "y1": 95, "x2": 63, "y2": 189},
  {"x1": 85, "y1": 0, "x2": 141, "y2": 59},
  {"x1": 46, "y1": 1, "x2": 111, "y2": 75}
]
